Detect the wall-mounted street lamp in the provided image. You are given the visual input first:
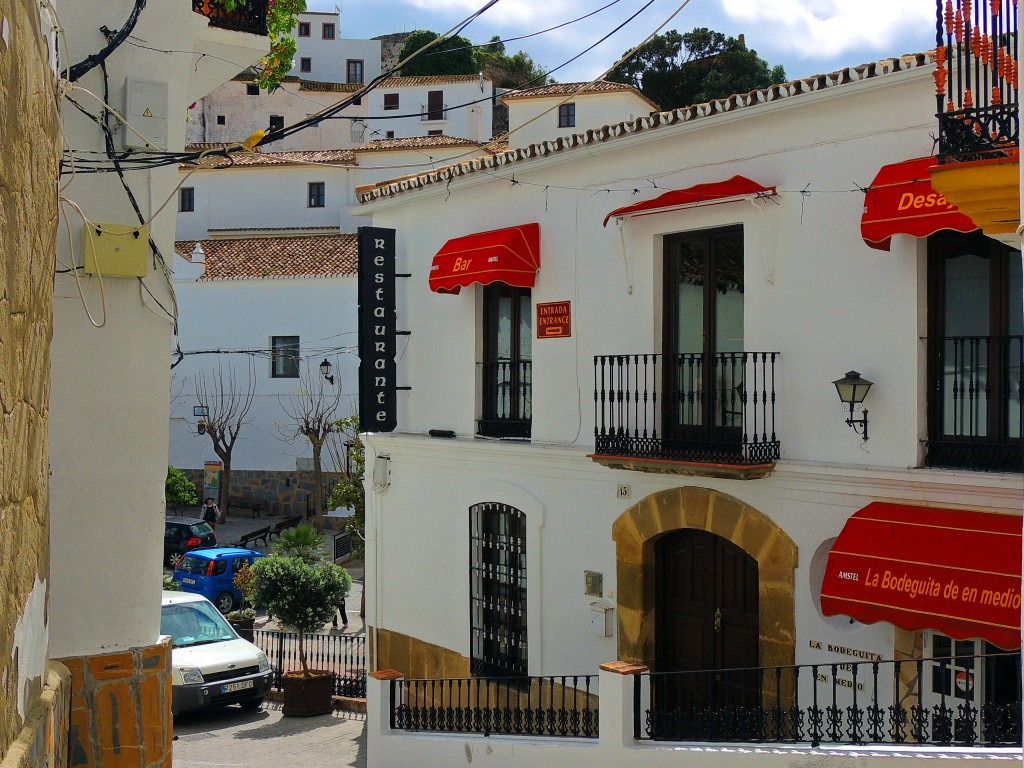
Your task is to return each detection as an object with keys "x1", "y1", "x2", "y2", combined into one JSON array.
[
  {"x1": 832, "y1": 370, "x2": 873, "y2": 441},
  {"x1": 320, "y1": 358, "x2": 334, "y2": 385}
]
